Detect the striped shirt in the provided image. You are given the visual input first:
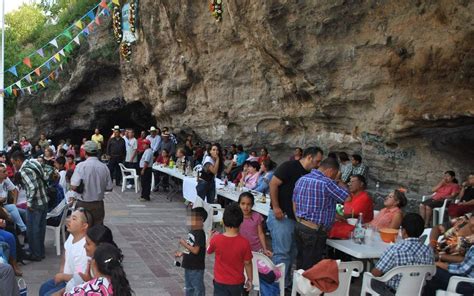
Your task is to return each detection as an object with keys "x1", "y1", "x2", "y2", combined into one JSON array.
[
  {"x1": 292, "y1": 169, "x2": 349, "y2": 228},
  {"x1": 448, "y1": 245, "x2": 474, "y2": 278},
  {"x1": 19, "y1": 159, "x2": 49, "y2": 209}
]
